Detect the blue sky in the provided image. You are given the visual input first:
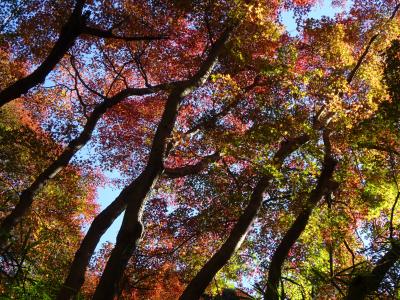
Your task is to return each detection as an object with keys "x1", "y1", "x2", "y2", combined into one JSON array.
[
  {"x1": 93, "y1": 172, "x2": 124, "y2": 246},
  {"x1": 93, "y1": 0, "x2": 352, "y2": 248},
  {"x1": 281, "y1": 0, "x2": 351, "y2": 36}
]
